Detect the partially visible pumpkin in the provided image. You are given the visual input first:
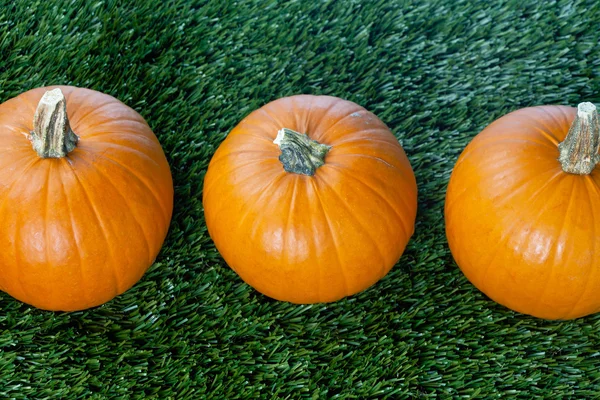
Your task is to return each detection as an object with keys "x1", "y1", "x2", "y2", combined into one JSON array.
[
  {"x1": 445, "y1": 102, "x2": 600, "y2": 320},
  {"x1": 203, "y1": 95, "x2": 418, "y2": 303},
  {"x1": 0, "y1": 86, "x2": 174, "y2": 311}
]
